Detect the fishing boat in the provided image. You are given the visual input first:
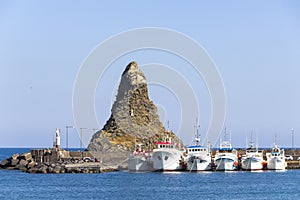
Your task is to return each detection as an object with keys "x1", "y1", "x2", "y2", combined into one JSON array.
[
  {"x1": 128, "y1": 144, "x2": 154, "y2": 172},
  {"x1": 152, "y1": 137, "x2": 184, "y2": 171},
  {"x1": 214, "y1": 128, "x2": 238, "y2": 171},
  {"x1": 266, "y1": 140, "x2": 287, "y2": 170},
  {"x1": 186, "y1": 123, "x2": 211, "y2": 171},
  {"x1": 241, "y1": 142, "x2": 264, "y2": 171},
  {"x1": 187, "y1": 146, "x2": 211, "y2": 171}
]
